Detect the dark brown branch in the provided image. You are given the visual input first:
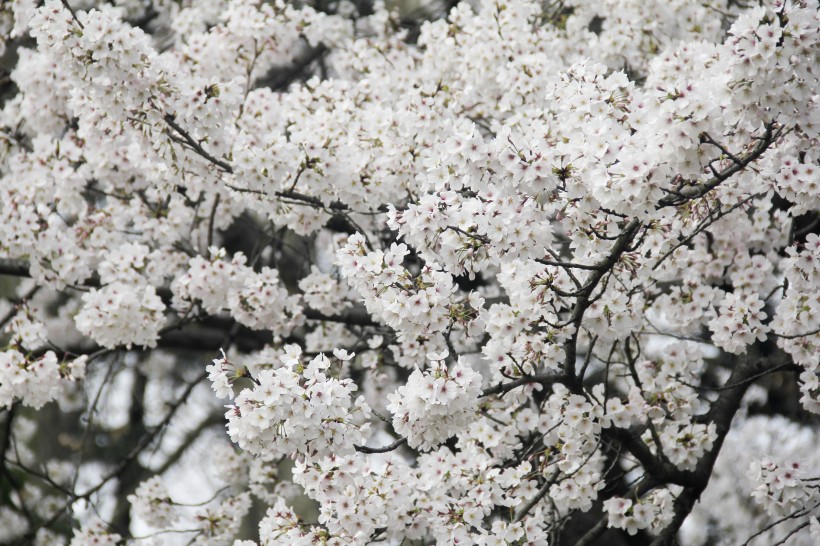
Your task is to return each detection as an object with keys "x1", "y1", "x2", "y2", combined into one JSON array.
[
  {"x1": 562, "y1": 219, "x2": 642, "y2": 385},
  {"x1": 152, "y1": 416, "x2": 223, "y2": 477},
  {"x1": 700, "y1": 132, "x2": 744, "y2": 165},
  {"x1": 535, "y1": 258, "x2": 604, "y2": 271},
  {"x1": 274, "y1": 189, "x2": 355, "y2": 212},
  {"x1": 480, "y1": 373, "x2": 565, "y2": 398},
  {"x1": 0, "y1": 405, "x2": 18, "y2": 508},
  {"x1": 60, "y1": 0, "x2": 84, "y2": 28},
  {"x1": 649, "y1": 348, "x2": 794, "y2": 545},
  {"x1": 574, "y1": 513, "x2": 610, "y2": 546},
  {"x1": 651, "y1": 192, "x2": 762, "y2": 271},
  {"x1": 354, "y1": 437, "x2": 407, "y2": 454},
  {"x1": 0, "y1": 258, "x2": 30, "y2": 278},
  {"x1": 514, "y1": 478, "x2": 553, "y2": 522},
  {"x1": 261, "y1": 45, "x2": 328, "y2": 91},
  {"x1": 774, "y1": 327, "x2": 820, "y2": 340},
  {"x1": 658, "y1": 122, "x2": 783, "y2": 208},
  {"x1": 0, "y1": 285, "x2": 39, "y2": 331},
  {"x1": 206, "y1": 194, "x2": 221, "y2": 249},
  {"x1": 603, "y1": 426, "x2": 686, "y2": 484},
  {"x1": 163, "y1": 113, "x2": 234, "y2": 173},
  {"x1": 304, "y1": 307, "x2": 381, "y2": 327}
]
